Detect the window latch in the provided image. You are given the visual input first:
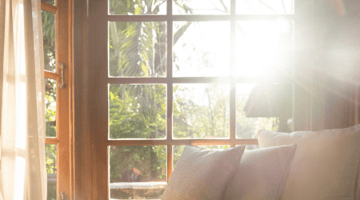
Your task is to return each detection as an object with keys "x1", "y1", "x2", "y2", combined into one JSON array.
[
  {"x1": 59, "y1": 63, "x2": 65, "y2": 88},
  {"x1": 60, "y1": 192, "x2": 67, "y2": 200}
]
